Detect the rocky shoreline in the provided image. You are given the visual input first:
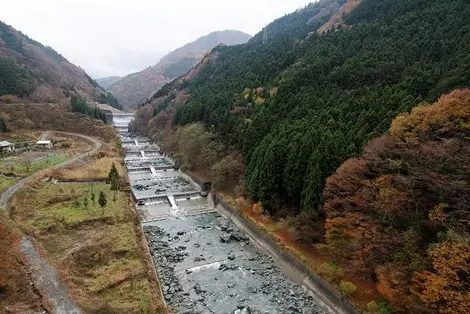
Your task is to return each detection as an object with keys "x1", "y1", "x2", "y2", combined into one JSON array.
[{"x1": 144, "y1": 214, "x2": 323, "y2": 314}]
